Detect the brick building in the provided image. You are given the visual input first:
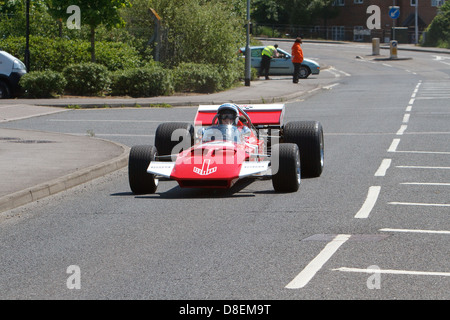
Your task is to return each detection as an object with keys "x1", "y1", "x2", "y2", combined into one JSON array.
[{"x1": 322, "y1": 0, "x2": 446, "y2": 43}]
